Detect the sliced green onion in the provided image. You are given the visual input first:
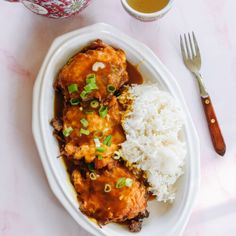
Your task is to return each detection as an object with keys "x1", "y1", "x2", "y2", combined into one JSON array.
[
  {"x1": 107, "y1": 84, "x2": 116, "y2": 93},
  {"x1": 89, "y1": 172, "x2": 97, "y2": 180},
  {"x1": 92, "y1": 62, "x2": 105, "y2": 71},
  {"x1": 80, "y1": 90, "x2": 88, "y2": 99},
  {"x1": 125, "y1": 178, "x2": 133, "y2": 187},
  {"x1": 103, "y1": 128, "x2": 109, "y2": 134},
  {"x1": 94, "y1": 130, "x2": 103, "y2": 138},
  {"x1": 80, "y1": 74, "x2": 98, "y2": 99},
  {"x1": 96, "y1": 147, "x2": 106, "y2": 153},
  {"x1": 63, "y1": 127, "x2": 73, "y2": 137},
  {"x1": 115, "y1": 178, "x2": 133, "y2": 188},
  {"x1": 84, "y1": 83, "x2": 98, "y2": 92},
  {"x1": 116, "y1": 177, "x2": 126, "y2": 189},
  {"x1": 80, "y1": 118, "x2": 88, "y2": 128},
  {"x1": 68, "y1": 84, "x2": 78, "y2": 94},
  {"x1": 114, "y1": 151, "x2": 121, "y2": 160},
  {"x1": 85, "y1": 110, "x2": 94, "y2": 115},
  {"x1": 94, "y1": 138, "x2": 101, "y2": 148},
  {"x1": 103, "y1": 135, "x2": 112, "y2": 147},
  {"x1": 107, "y1": 140, "x2": 112, "y2": 147},
  {"x1": 88, "y1": 163, "x2": 94, "y2": 172},
  {"x1": 86, "y1": 74, "x2": 96, "y2": 84},
  {"x1": 99, "y1": 105, "x2": 108, "y2": 118},
  {"x1": 97, "y1": 155, "x2": 103, "y2": 160},
  {"x1": 90, "y1": 100, "x2": 99, "y2": 108},
  {"x1": 70, "y1": 98, "x2": 80, "y2": 106},
  {"x1": 80, "y1": 128, "x2": 90, "y2": 136},
  {"x1": 104, "y1": 184, "x2": 112, "y2": 193}
]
